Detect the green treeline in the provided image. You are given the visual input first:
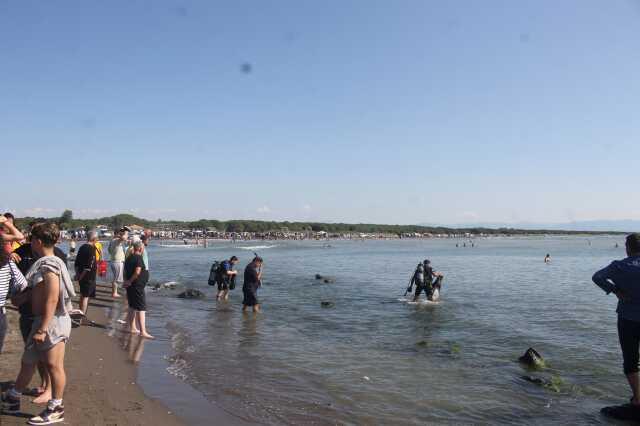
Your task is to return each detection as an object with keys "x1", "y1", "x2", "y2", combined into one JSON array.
[{"x1": 13, "y1": 211, "x2": 617, "y2": 236}]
